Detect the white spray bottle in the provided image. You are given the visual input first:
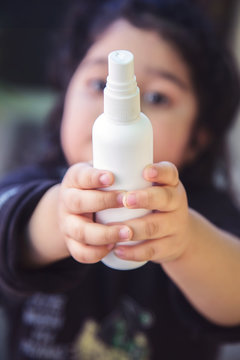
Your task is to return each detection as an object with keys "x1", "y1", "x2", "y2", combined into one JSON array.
[{"x1": 92, "y1": 50, "x2": 153, "y2": 270}]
